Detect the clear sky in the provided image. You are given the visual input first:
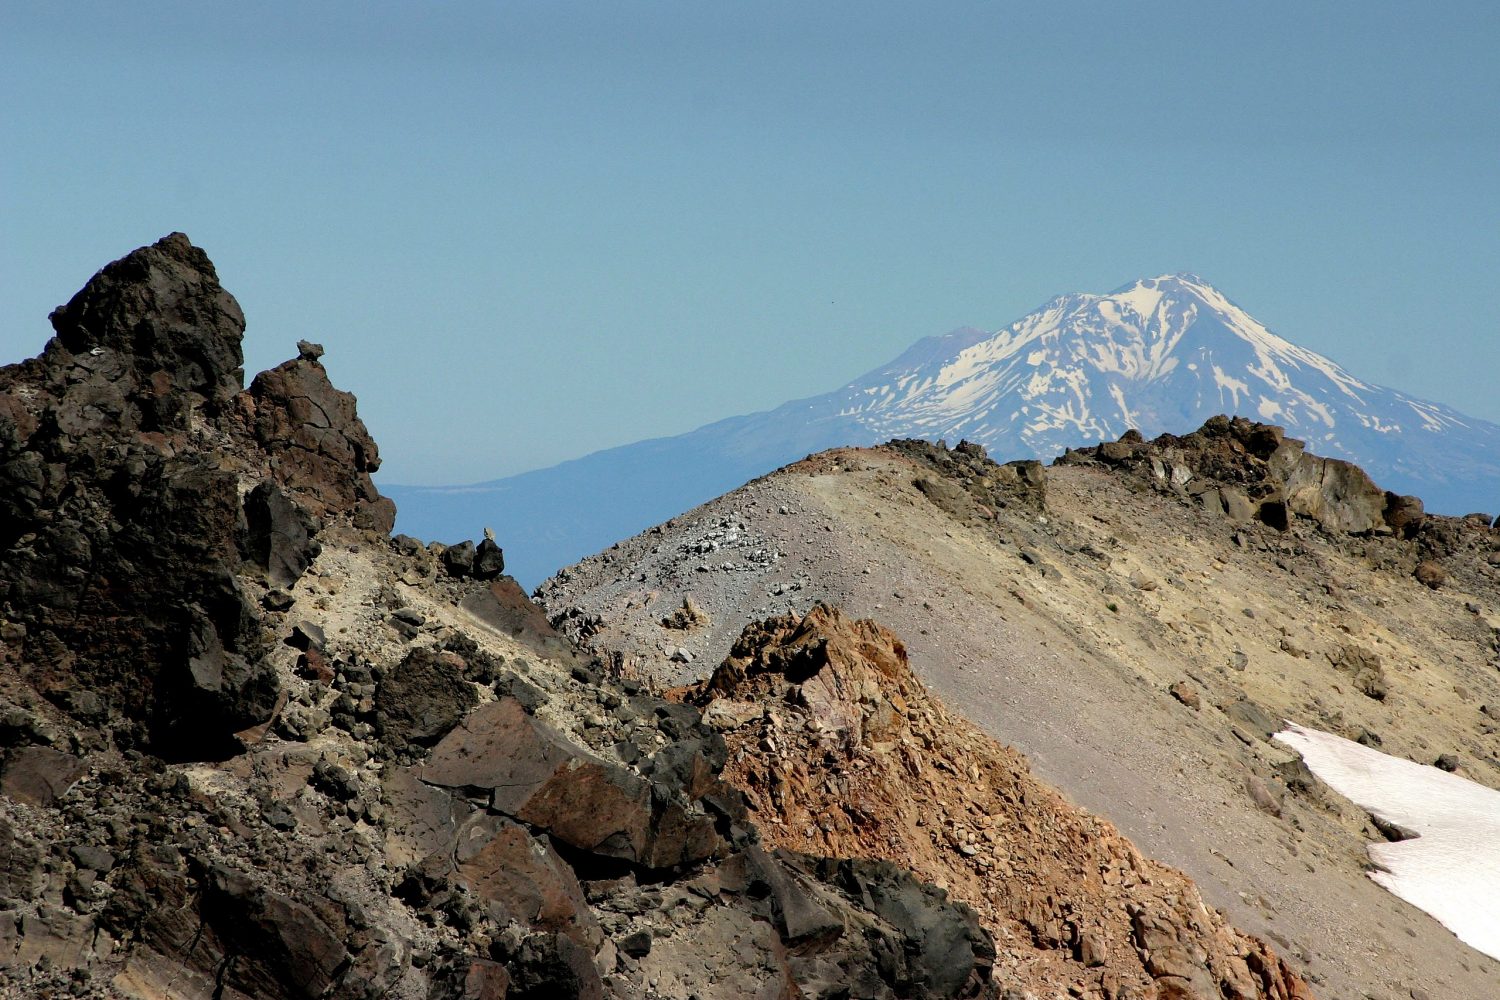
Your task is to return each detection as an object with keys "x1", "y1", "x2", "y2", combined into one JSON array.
[{"x1": 4, "y1": 2, "x2": 1497, "y2": 485}]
